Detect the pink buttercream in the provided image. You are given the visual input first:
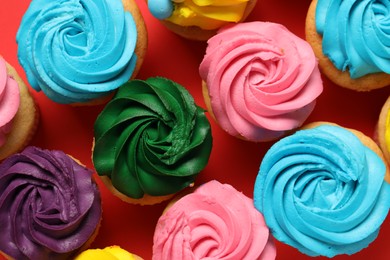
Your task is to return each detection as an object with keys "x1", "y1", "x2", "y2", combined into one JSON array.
[
  {"x1": 152, "y1": 180, "x2": 276, "y2": 260},
  {"x1": 0, "y1": 57, "x2": 20, "y2": 147},
  {"x1": 199, "y1": 22, "x2": 323, "y2": 142}
]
